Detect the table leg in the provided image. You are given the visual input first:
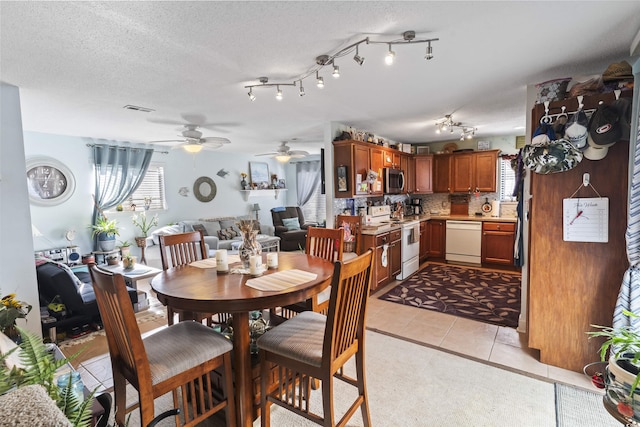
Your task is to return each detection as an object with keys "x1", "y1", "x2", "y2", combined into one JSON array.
[{"x1": 232, "y1": 311, "x2": 252, "y2": 427}]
